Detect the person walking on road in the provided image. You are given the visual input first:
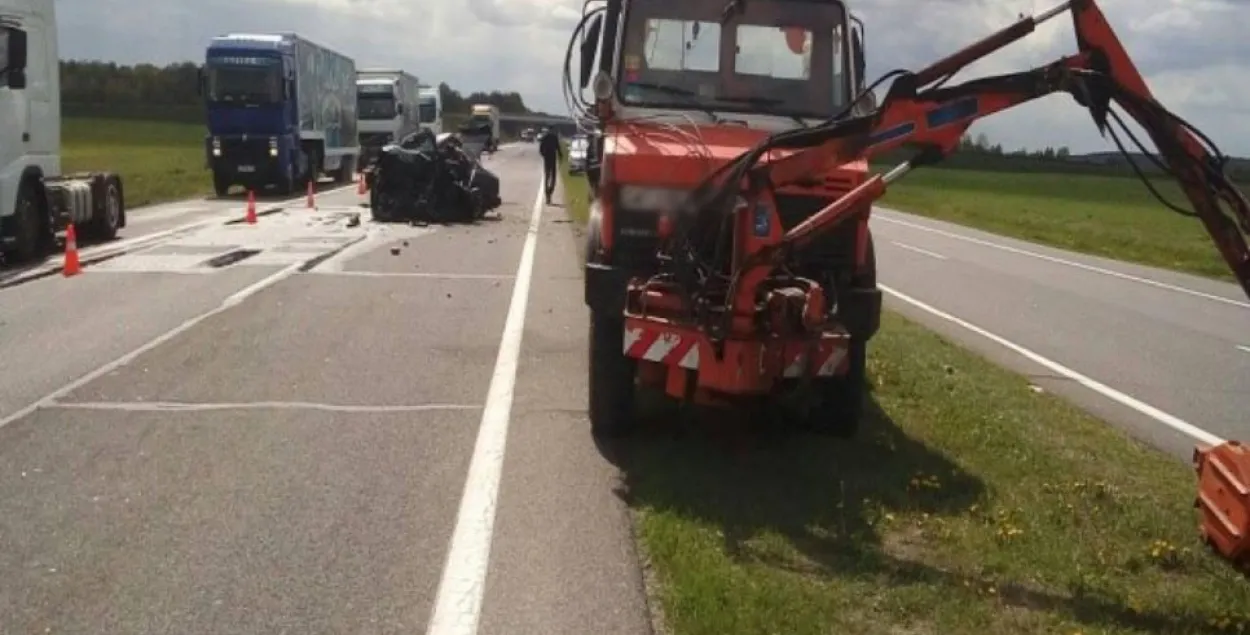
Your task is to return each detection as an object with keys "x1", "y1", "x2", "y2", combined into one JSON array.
[{"x1": 539, "y1": 127, "x2": 562, "y2": 204}]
